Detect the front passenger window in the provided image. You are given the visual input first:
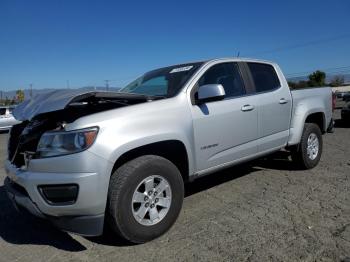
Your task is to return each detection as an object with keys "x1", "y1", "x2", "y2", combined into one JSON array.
[{"x1": 197, "y1": 63, "x2": 246, "y2": 99}]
